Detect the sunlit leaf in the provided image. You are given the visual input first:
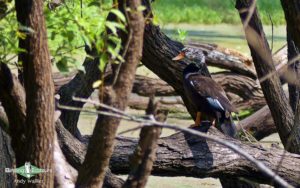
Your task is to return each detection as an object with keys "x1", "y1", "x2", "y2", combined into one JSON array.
[
  {"x1": 92, "y1": 80, "x2": 102, "y2": 88},
  {"x1": 110, "y1": 9, "x2": 126, "y2": 23},
  {"x1": 99, "y1": 53, "x2": 108, "y2": 72},
  {"x1": 137, "y1": 5, "x2": 146, "y2": 12},
  {"x1": 16, "y1": 31, "x2": 27, "y2": 39}
]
